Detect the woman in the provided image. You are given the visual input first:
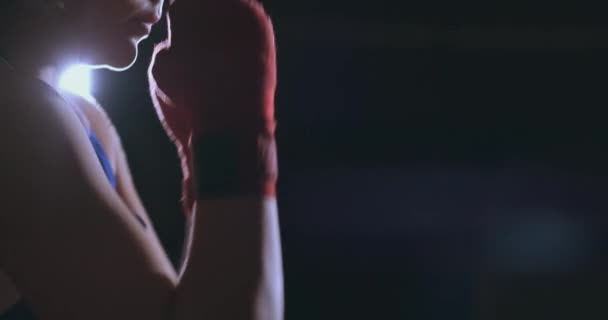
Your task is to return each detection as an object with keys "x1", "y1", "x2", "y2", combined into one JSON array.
[{"x1": 0, "y1": 0, "x2": 283, "y2": 319}]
